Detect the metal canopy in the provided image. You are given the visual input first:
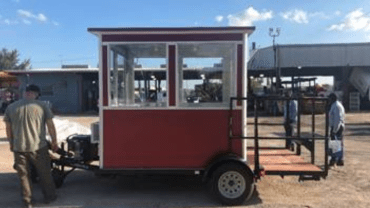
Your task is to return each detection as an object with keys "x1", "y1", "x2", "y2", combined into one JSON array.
[
  {"x1": 248, "y1": 67, "x2": 342, "y2": 77},
  {"x1": 248, "y1": 42, "x2": 370, "y2": 77}
]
